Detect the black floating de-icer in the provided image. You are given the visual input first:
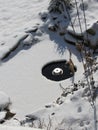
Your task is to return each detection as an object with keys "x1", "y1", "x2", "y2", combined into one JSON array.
[{"x1": 42, "y1": 60, "x2": 77, "y2": 81}]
